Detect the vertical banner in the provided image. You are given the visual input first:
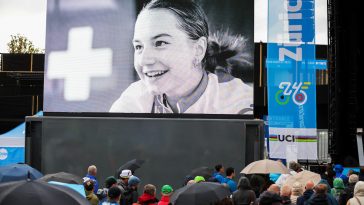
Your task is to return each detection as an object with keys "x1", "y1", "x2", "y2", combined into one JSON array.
[{"x1": 267, "y1": 0, "x2": 317, "y2": 159}]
